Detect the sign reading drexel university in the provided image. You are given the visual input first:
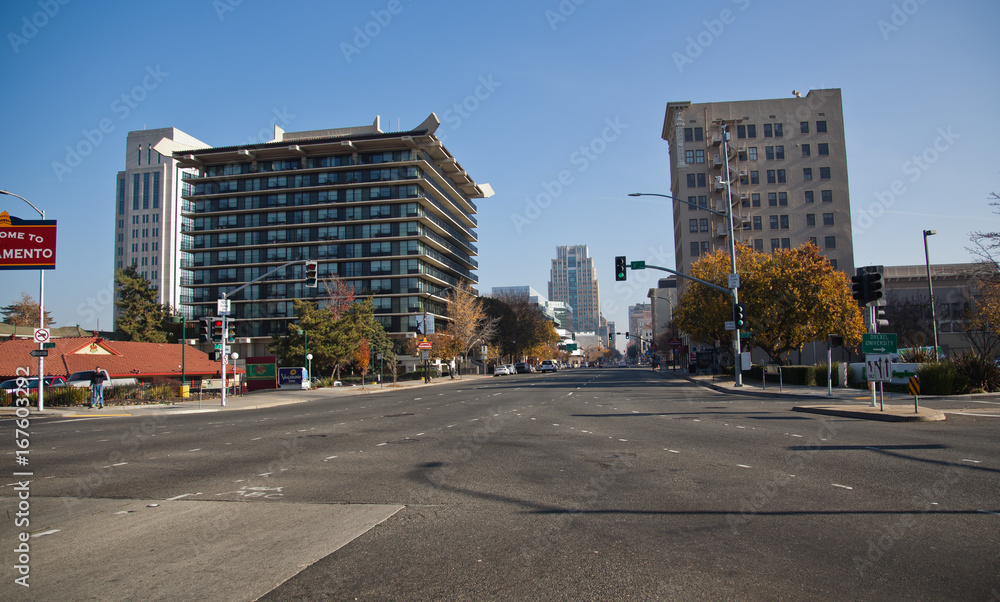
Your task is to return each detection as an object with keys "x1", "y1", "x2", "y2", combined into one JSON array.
[{"x1": 0, "y1": 210, "x2": 57, "y2": 269}]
